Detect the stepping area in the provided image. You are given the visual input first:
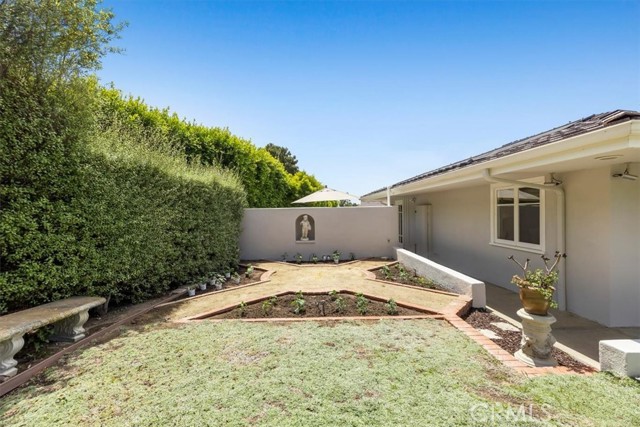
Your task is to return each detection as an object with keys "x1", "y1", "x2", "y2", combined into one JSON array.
[{"x1": 161, "y1": 260, "x2": 466, "y2": 321}]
